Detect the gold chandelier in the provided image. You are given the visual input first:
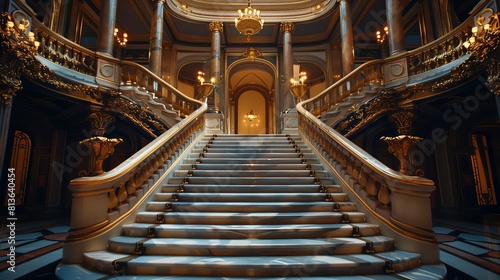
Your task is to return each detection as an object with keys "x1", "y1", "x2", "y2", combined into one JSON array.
[
  {"x1": 235, "y1": 0, "x2": 264, "y2": 38},
  {"x1": 244, "y1": 109, "x2": 259, "y2": 121}
]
